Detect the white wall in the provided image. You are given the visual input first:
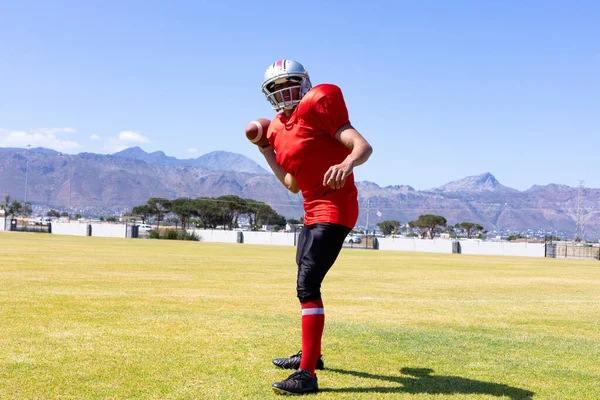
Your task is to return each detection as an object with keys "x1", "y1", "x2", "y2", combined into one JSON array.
[
  {"x1": 51, "y1": 222, "x2": 127, "y2": 238},
  {"x1": 42, "y1": 223, "x2": 547, "y2": 258},
  {"x1": 378, "y1": 237, "x2": 545, "y2": 258},
  {"x1": 188, "y1": 229, "x2": 237, "y2": 243},
  {"x1": 238, "y1": 231, "x2": 295, "y2": 246},
  {"x1": 187, "y1": 229, "x2": 296, "y2": 246},
  {"x1": 51, "y1": 222, "x2": 89, "y2": 236},
  {"x1": 90, "y1": 223, "x2": 127, "y2": 238},
  {"x1": 378, "y1": 237, "x2": 453, "y2": 253},
  {"x1": 0, "y1": 217, "x2": 5, "y2": 231},
  {"x1": 458, "y1": 240, "x2": 545, "y2": 258}
]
